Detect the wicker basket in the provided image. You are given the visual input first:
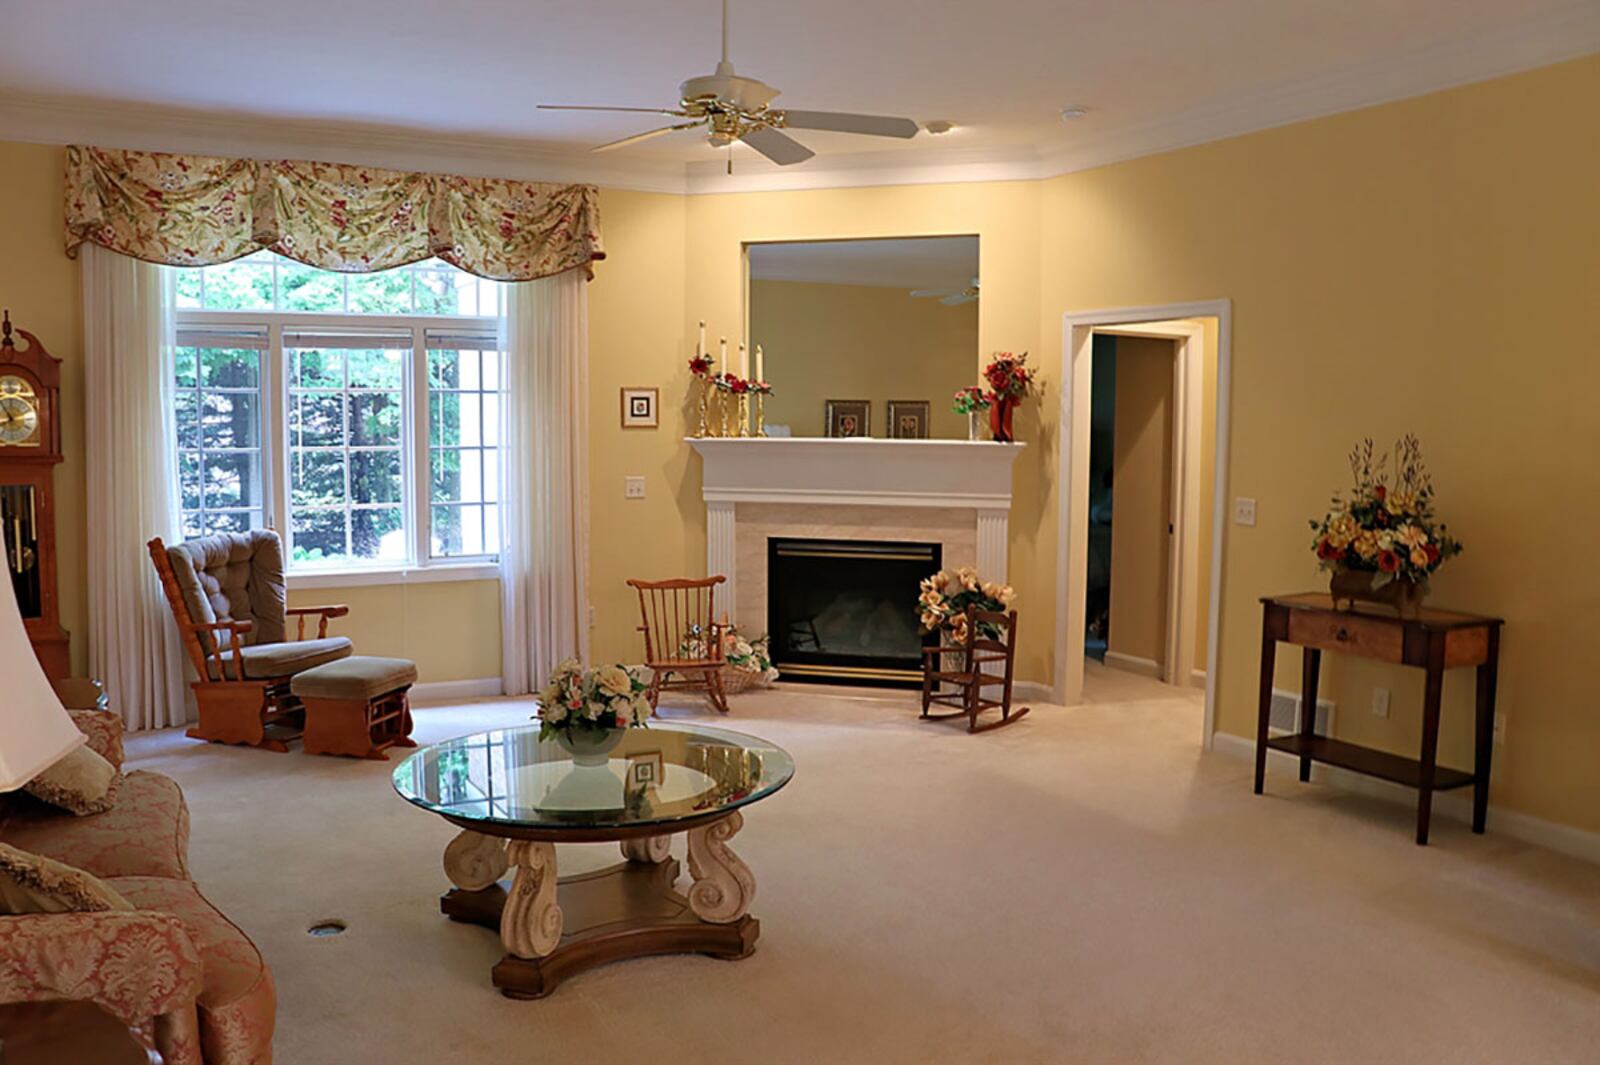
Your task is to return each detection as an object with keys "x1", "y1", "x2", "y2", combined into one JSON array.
[{"x1": 720, "y1": 666, "x2": 770, "y2": 695}]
